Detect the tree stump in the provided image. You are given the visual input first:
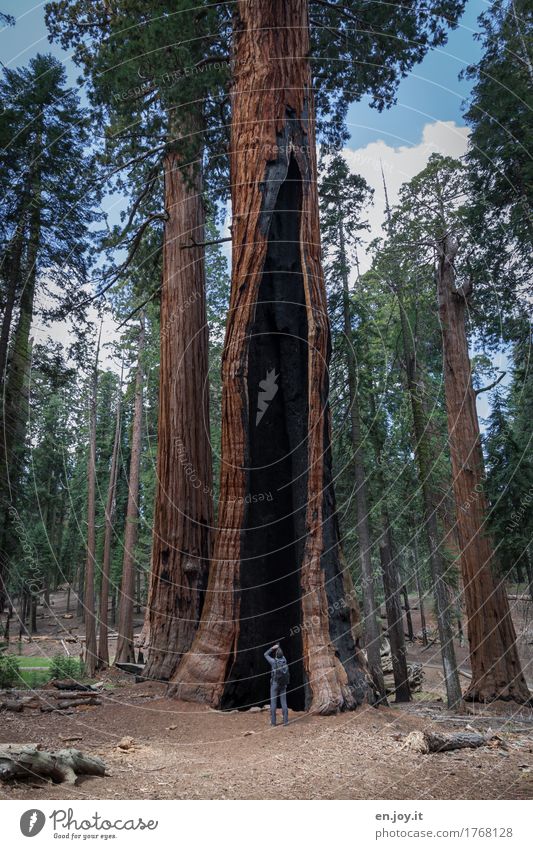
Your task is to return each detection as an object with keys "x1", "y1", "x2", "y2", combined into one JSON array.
[{"x1": 0, "y1": 744, "x2": 108, "y2": 784}]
